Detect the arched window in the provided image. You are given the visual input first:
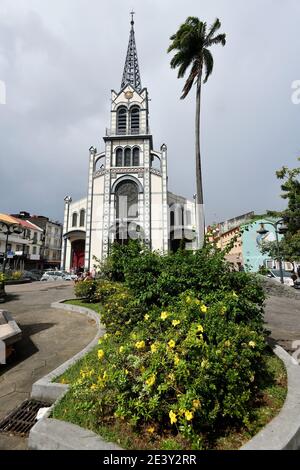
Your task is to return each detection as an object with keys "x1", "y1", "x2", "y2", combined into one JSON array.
[
  {"x1": 132, "y1": 147, "x2": 140, "y2": 166},
  {"x1": 124, "y1": 148, "x2": 131, "y2": 167},
  {"x1": 117, "y1": 106, "x2": 127, "y2": 134},
  {"x1": 130, "y1": 106, "x2": 140, "y2": 134},
  {"x1": 116, "y1": 180, "x2": 139, "y2": 219},
  {"x1": 79, "y1": 209, "x2": 85, "y2": 227},
  {"x1": 72, "y1": 212, "x2": 78, "y2": 227},
  {"x1": 116, "y1": 148, "x2": 123, "y2": 167}
]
